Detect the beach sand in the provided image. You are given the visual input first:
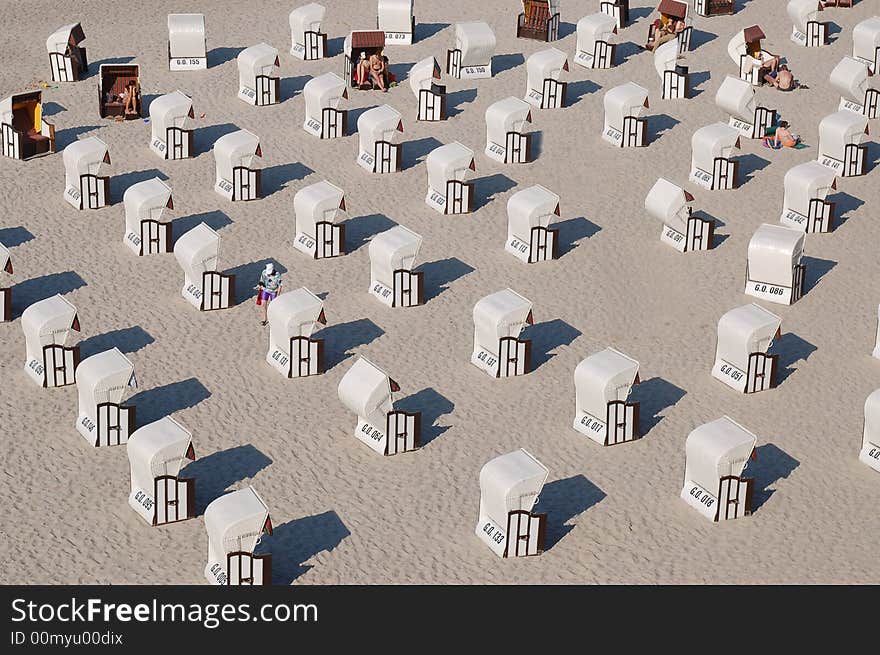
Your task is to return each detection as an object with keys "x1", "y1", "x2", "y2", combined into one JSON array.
[{"x1": 1, "y1": 0, "x2": 879, "y2": 584}]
